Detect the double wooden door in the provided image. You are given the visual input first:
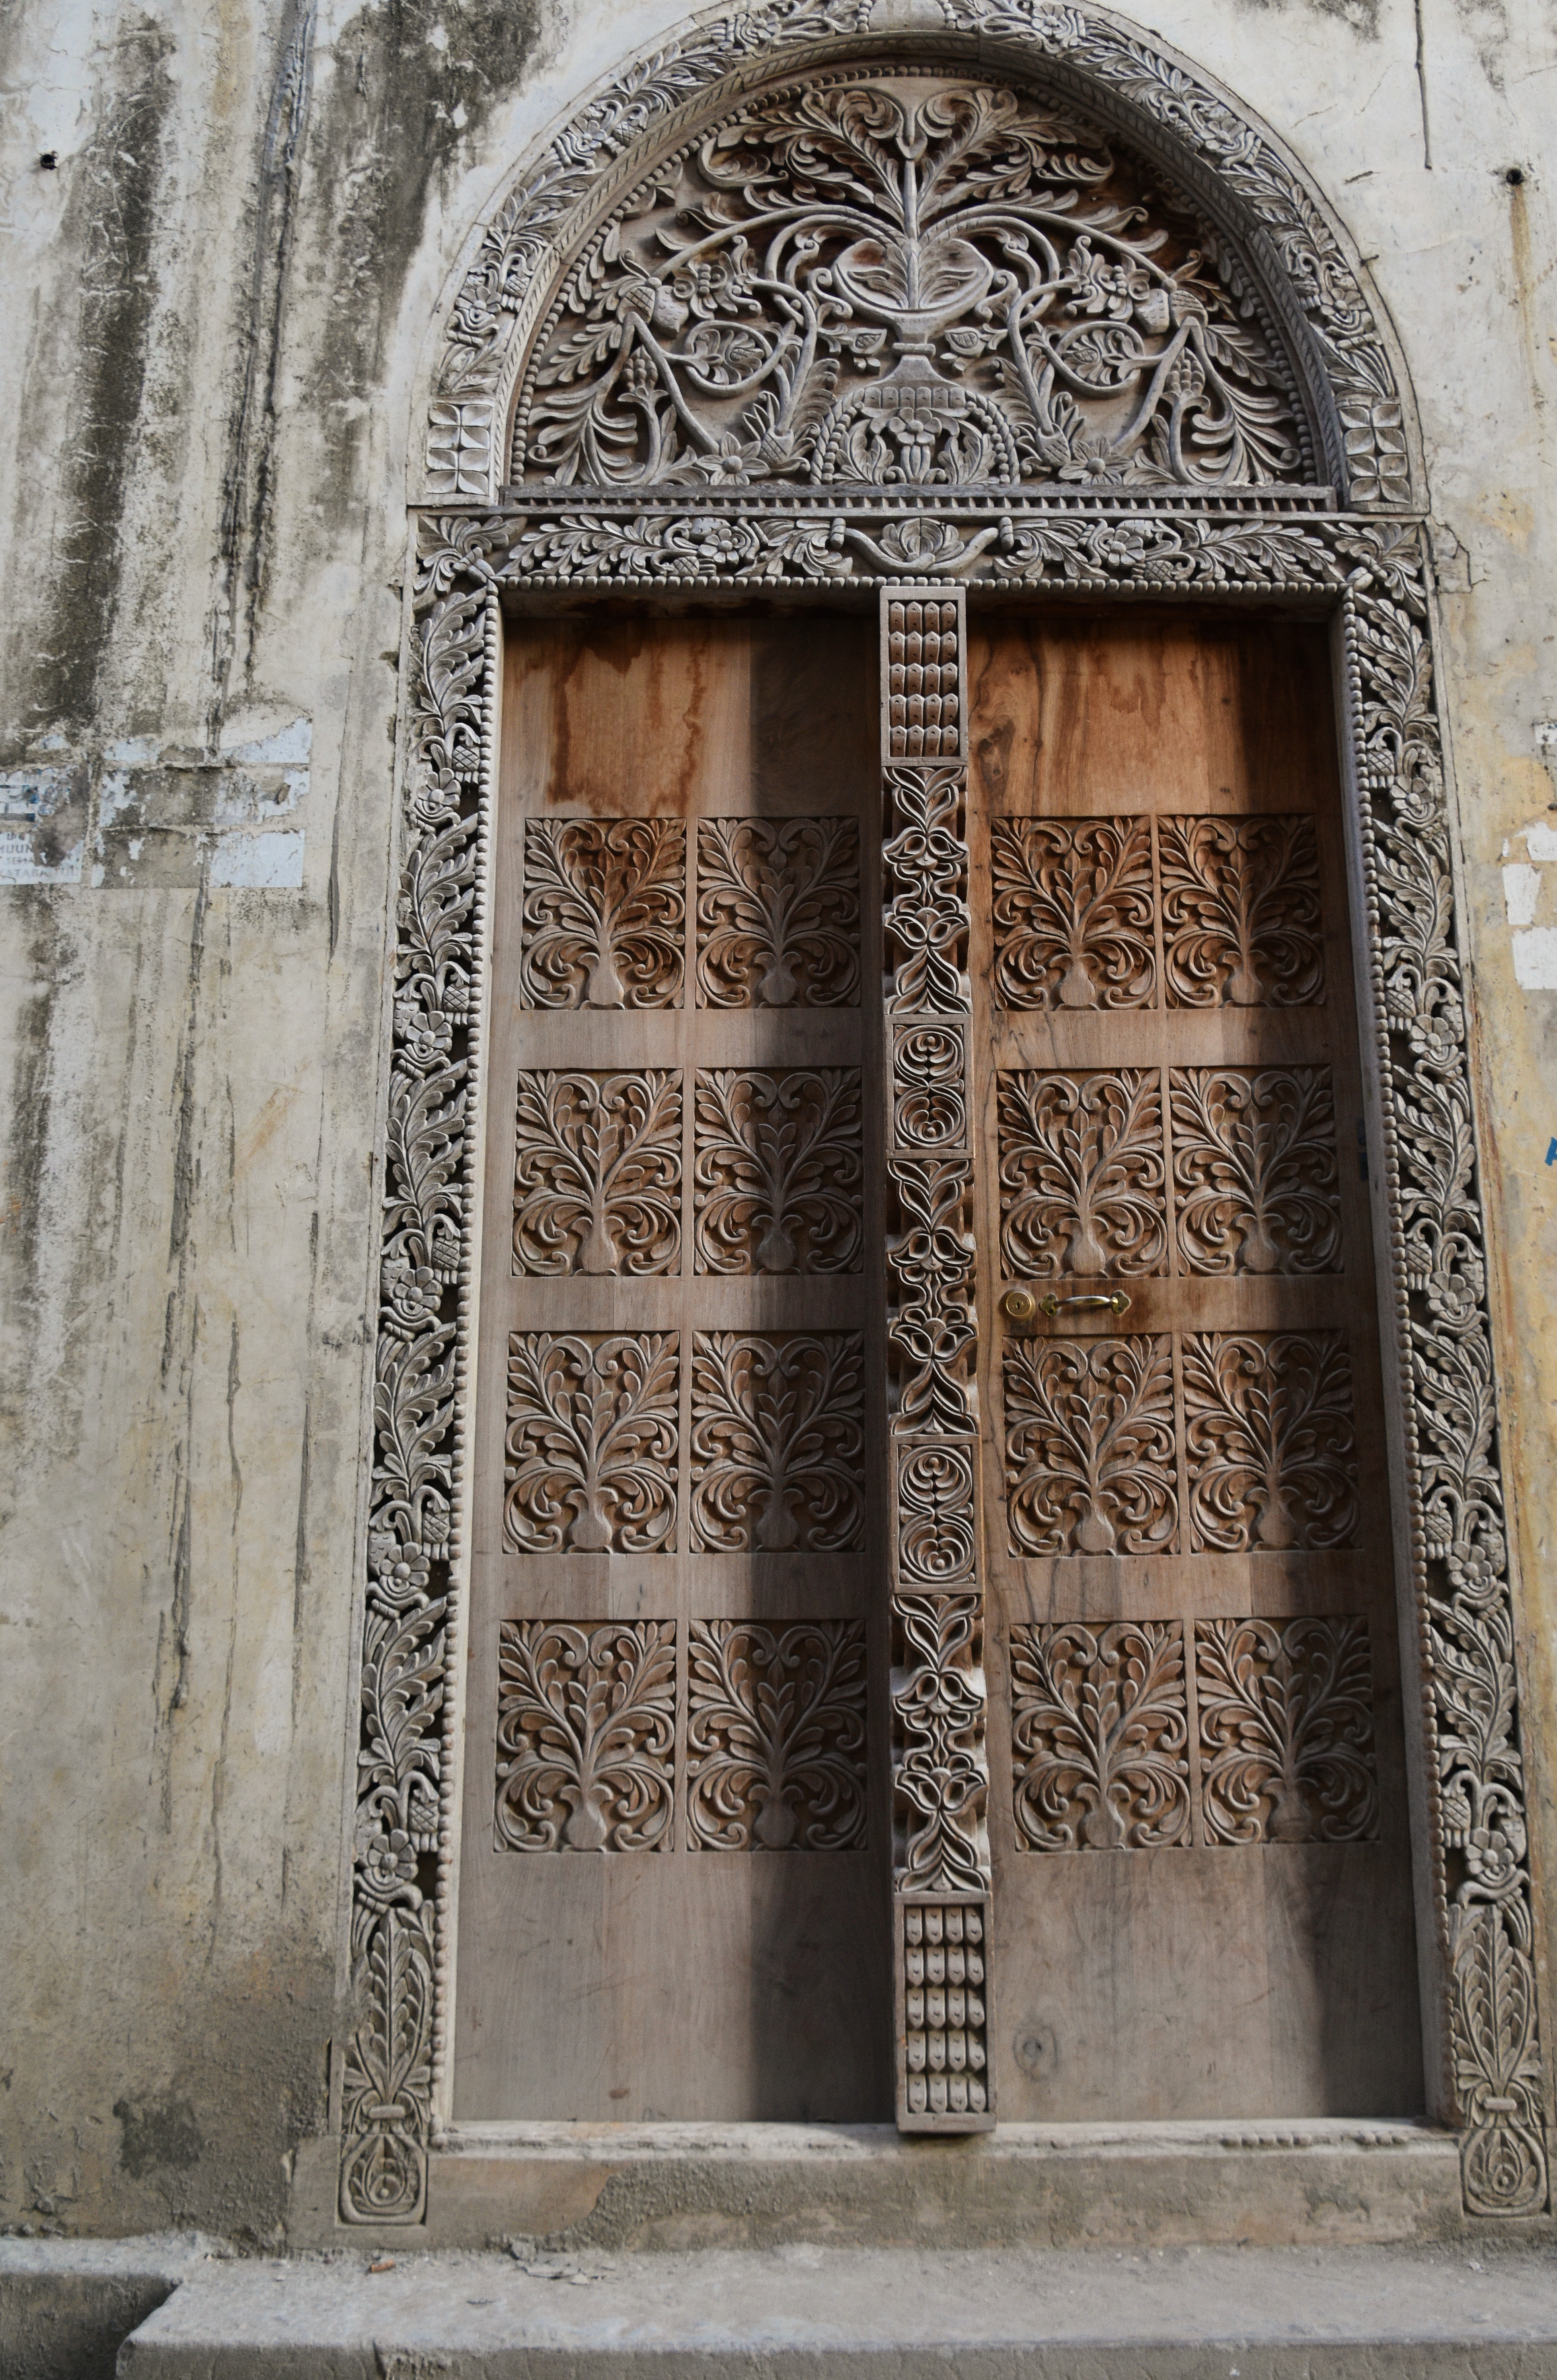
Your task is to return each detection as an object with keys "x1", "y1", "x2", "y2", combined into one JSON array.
[{"x1": 454, "y1": 599, "x2": 1421, "y2": 2124}]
